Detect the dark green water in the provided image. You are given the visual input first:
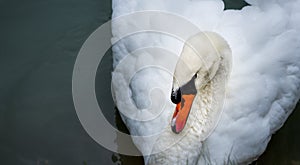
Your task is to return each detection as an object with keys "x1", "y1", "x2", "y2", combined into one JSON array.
[{"x1": 0, "y1": 0, "x2": 299, "y2": 164}]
